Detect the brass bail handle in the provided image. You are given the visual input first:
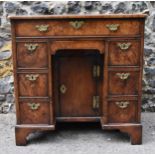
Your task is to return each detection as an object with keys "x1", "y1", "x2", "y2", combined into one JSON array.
[
  {"x1": 106, "y1": 24, "x2": 119, "y2": 31},
  {"x1": 35, "y1": 25, "x2": 49, "y2": 32},
  {"x1": 25, "y1": 43, "x2": 38, "y2": 54},
  {"x1": 69, "y1": 21, "x2": 85, "y2": 29},
  {"x1": 117, "y1": 43, "x2": 131, "y2": 50},
  {"x1": 116, "y1": 73, "x2": 130, "y2": 80},
  {"x1": 115, "y1": 101, "x2": 130, "y2": 109},
  {"x1": 28, "y1": 103, "x2": 40, "y2": 110},
  {"x1": 25, "y1": 74, "x2": 39, "y2": 81}
]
